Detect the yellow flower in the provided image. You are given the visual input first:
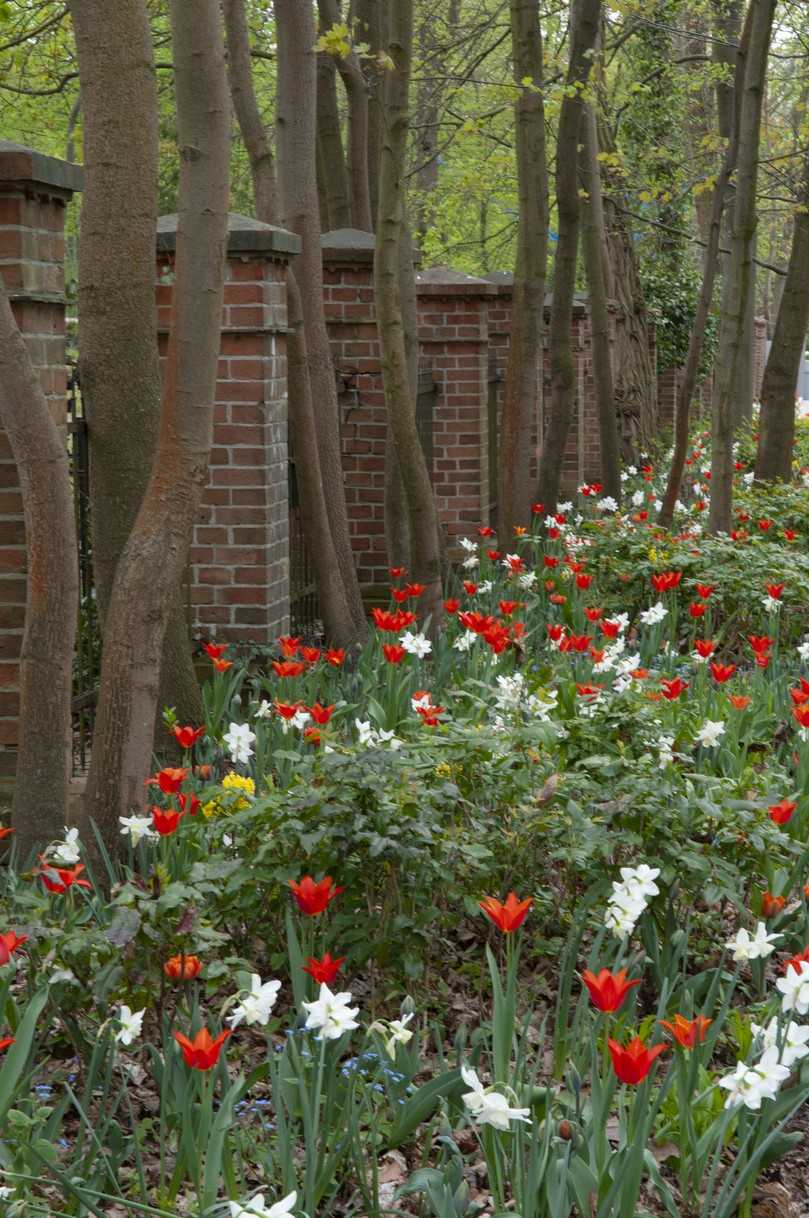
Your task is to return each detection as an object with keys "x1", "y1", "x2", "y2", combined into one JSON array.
[
  {"x1": 203, "y1": 771, "x2": 255, "y2": 818},
  {"x1": 434, "y1": 762, "x2": 451, "y2": 778}
]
